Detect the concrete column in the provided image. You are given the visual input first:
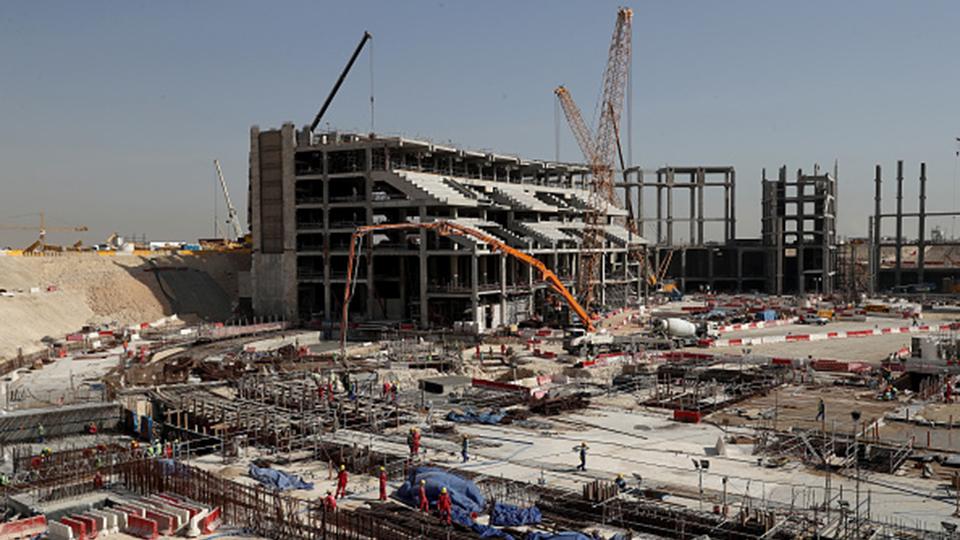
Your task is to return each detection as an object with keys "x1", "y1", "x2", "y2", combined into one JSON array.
[
  {"x1": 689, "y1": 173, "x2": 696, "y2": 245},
  {"x1": 418, "y1": 206, "x2": 429, "y2": 328},
  {"x1": 873, "y1": 165, "x2": 882, "y2": 294},
  {"x1": 322, "y1": 151, "x2": 331, "y2": 320},
  {"x1": 680, "y1": 248, "x2": 687, "y2": 292},
  {"x1": 471, "y1": 249, "x2": 480, "y2": 330},
  {"x1": 736, "y1": 248, "x2": 743, "y2": 292},
  {"x1": 707, "y1": 248, "x2": 714, "y2": 292},
  {"x1": 918, "y1": 162, "x2": 927, "y2": 285},
  {"x1": 500, "y1": 253, "x2": 507, "y2": 325},
  {"x1": 666, "y1": 169, "x2": 674, "y2": 245},
  {"x1": 656, "y1": 170, "x2": 663, "y2": 243},
  {"x1": 365, "y1": 148, "x2": 375, "y2": 318},
  {"x1": 528, "y1": 241, "x2": 535, "y2": 315},
  {"x1": 729, "y1": 169, "x2": 736, "y2": 242},
  {"x1": 637, "y1": 169, "x2": 645, "y2": 235},
  {"x1": 895, "y1": 160, "x2": 904, "y2": 287},
  {"x1": 796, "y1": 170, "x2": 805, "y2": 295},
  {"x1": 697, "y1": 168, "x2": 705, "y2": 245}
]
